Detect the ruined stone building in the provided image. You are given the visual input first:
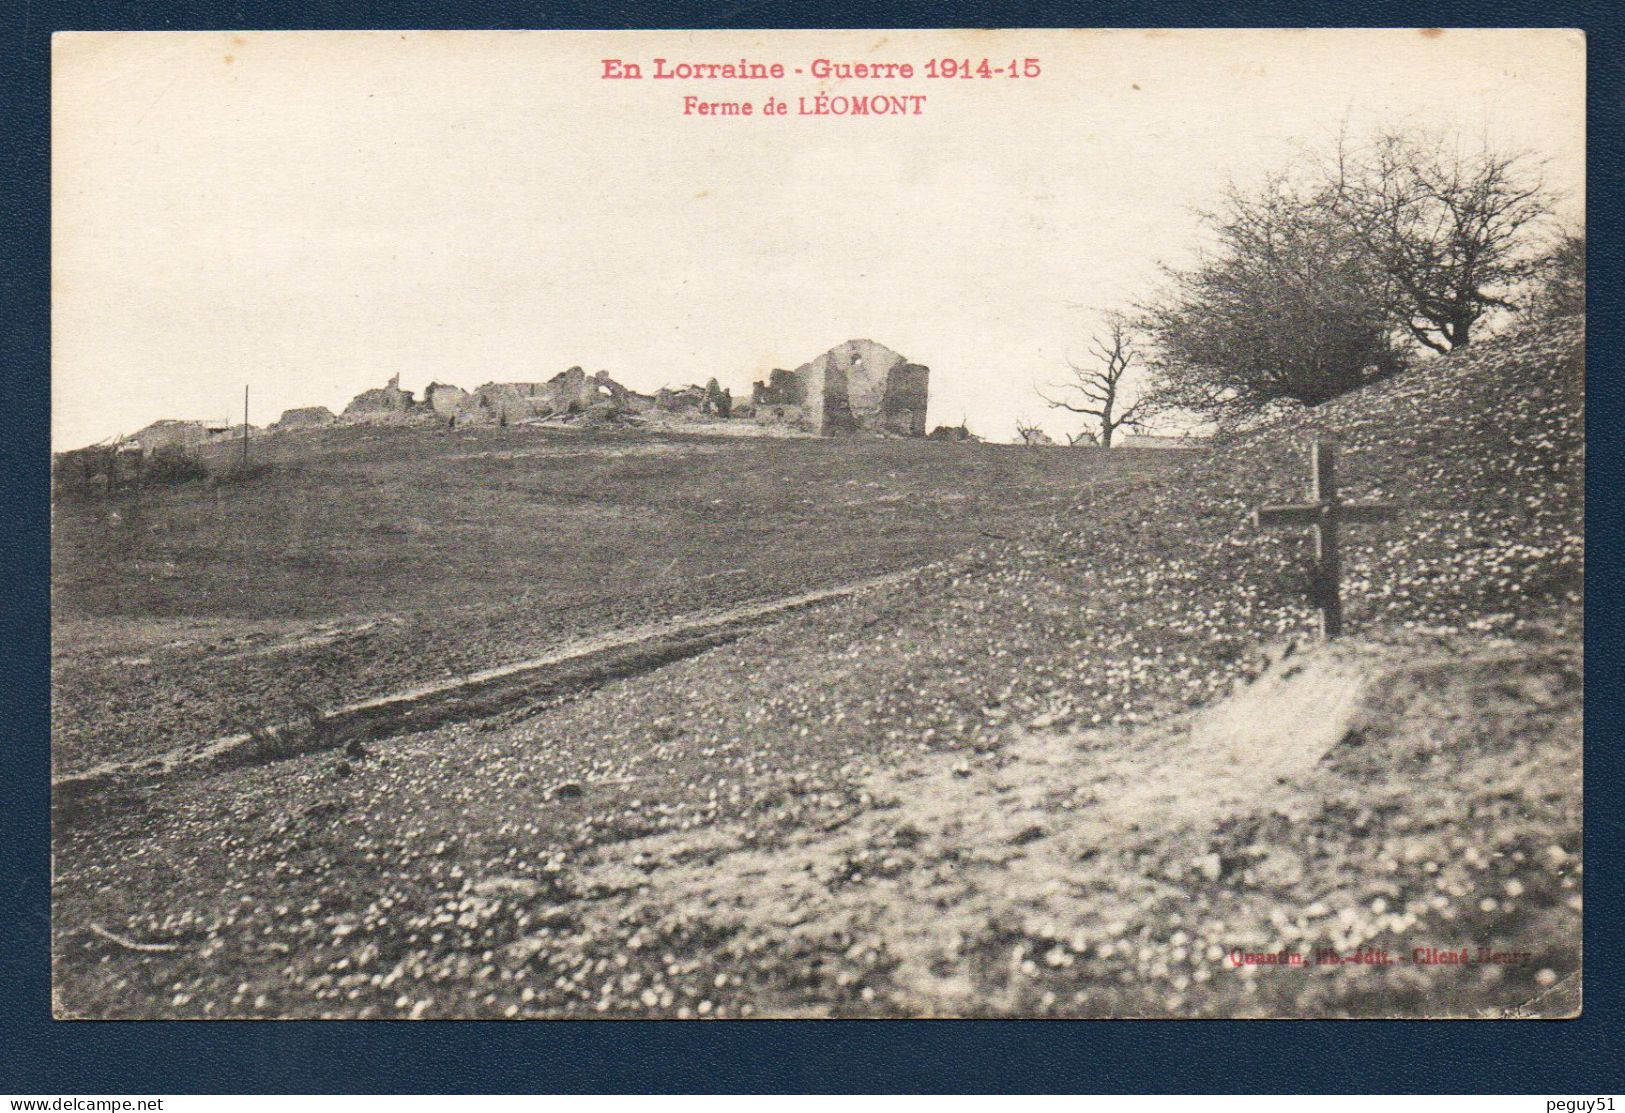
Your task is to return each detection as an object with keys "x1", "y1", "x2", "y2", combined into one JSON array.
[
  {"x1": 530, "y1": 367, "x2": 614, "y2": 416},
  {"x1": 702, "y1": 378, "x2": 733, "y2": 417},
  {"x1": 273, "y1": 406, "x2": 337, "y2": 430},
  {"x1": 750, "y1": 340, "x2": 929, "y2": 436},
  {"x1": 654, "y1": 378, "x2": 731, "y2": 418},
  {"x1": 470, "y1": 382, "x2": 545, "y2": 425},
  {"x1": 321, "y1": 345, "x2": 927, "y2": 438},
  {"x1": 338, "y1": 368, "x2": 659, "y2": 427},
  {"x1": 425, "y1": 383, "x2": 471, "y2": 417},
  {"x1": 462, "y1": 368, "x2": 654, "y2": 425},
  {"x1": 342, "y1": 374, "x2": 416, "y2": 418},
  {"x1": 655, "y1": 385, "x2": 706, "y2": 413},
  {"x1": 744, "y1": 369, "x2": 806, "y2": 426},
  {"x1": 107, "y1": 341, "x2": 937, "y2": 459},
  {"x1": 130, "y1": 418, "x2": 231, "y2": 455}
]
